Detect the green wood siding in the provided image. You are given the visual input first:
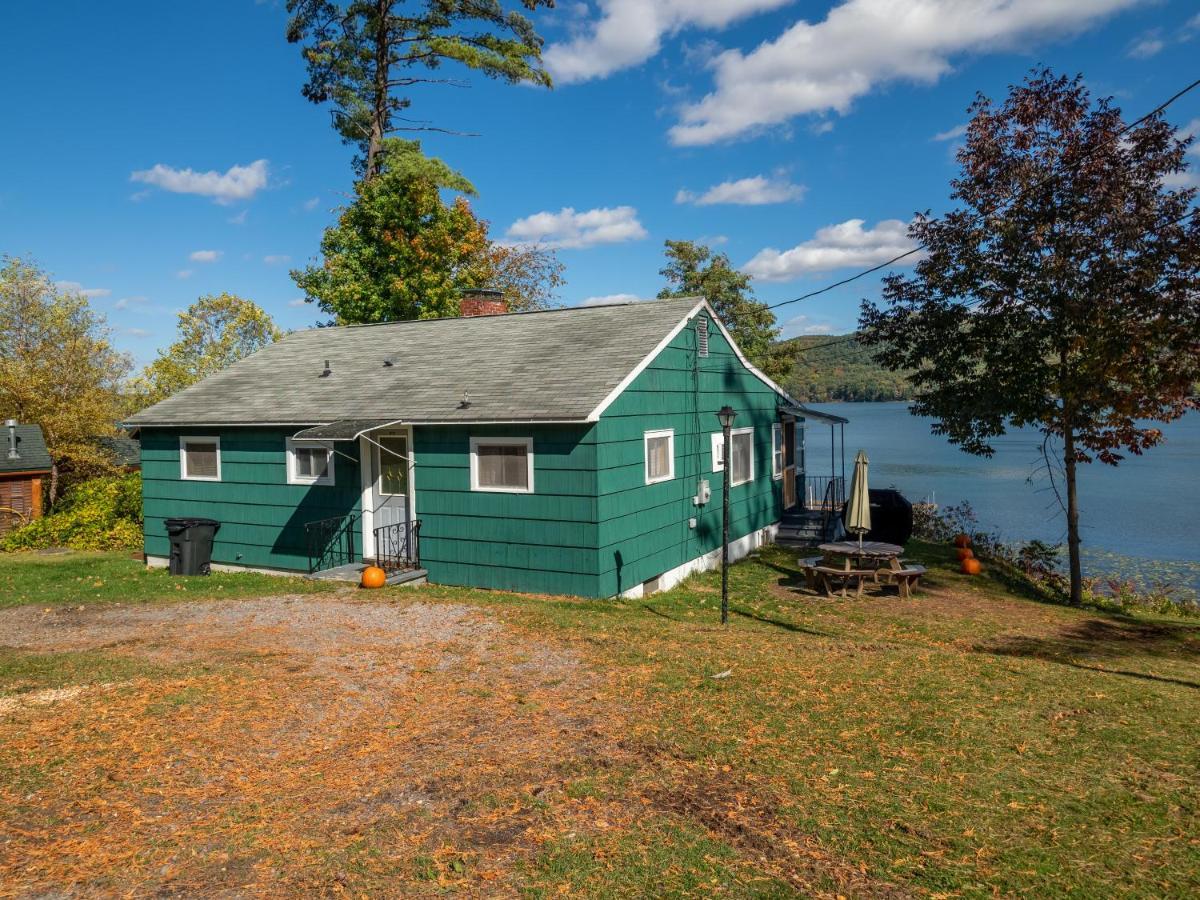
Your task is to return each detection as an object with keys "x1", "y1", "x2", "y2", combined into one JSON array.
[
  {"x1": 593, "y1": 314, "x2": 784, "y2": 596},
  {"x1": 413, "y1": 424, "x2": 600, "y2": 595},
  {"x1": 141, "y1": 428, "x2": 362, "y2": 571}
]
